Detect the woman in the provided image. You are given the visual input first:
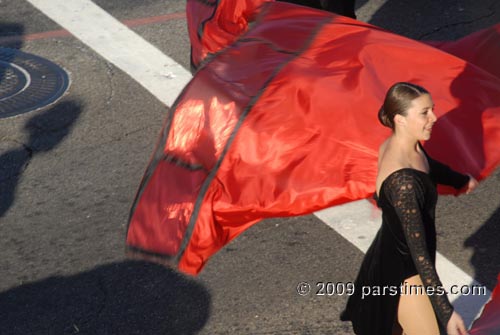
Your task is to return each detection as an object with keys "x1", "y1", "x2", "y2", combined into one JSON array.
[{"x1": 341, "y1": 82, "x2": 478, "y2": 335}]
